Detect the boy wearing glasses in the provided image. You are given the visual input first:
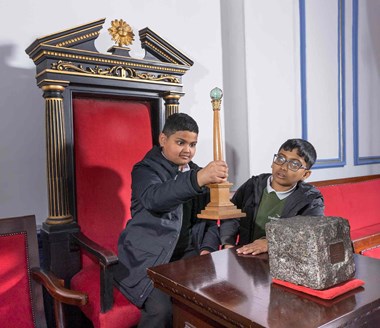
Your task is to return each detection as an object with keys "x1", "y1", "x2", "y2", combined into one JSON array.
[{"x1": 220, "y1": 138, "x2": 324, "y2": 255}]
